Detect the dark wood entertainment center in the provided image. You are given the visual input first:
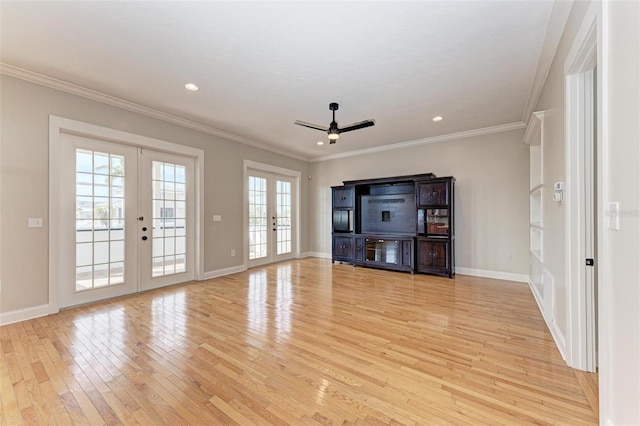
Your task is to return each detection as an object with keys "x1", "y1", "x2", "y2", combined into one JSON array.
[{"x1": 331, "y1": 173, "x2": 455, "y2": 277}]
